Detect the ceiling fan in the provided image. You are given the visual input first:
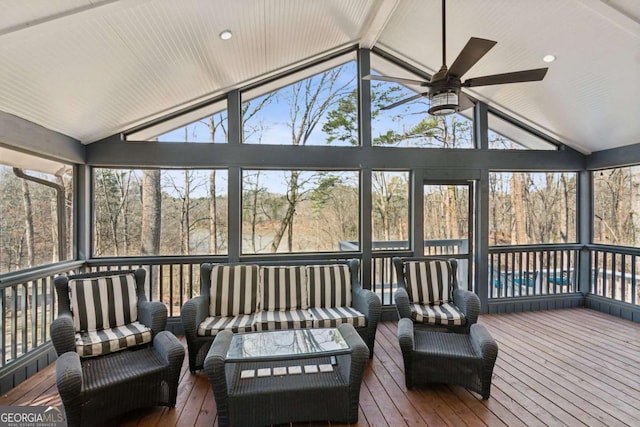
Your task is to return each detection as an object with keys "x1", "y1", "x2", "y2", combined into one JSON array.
[{"x1": 364, "y1": 0, "x2": 549, "y2": 116}]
